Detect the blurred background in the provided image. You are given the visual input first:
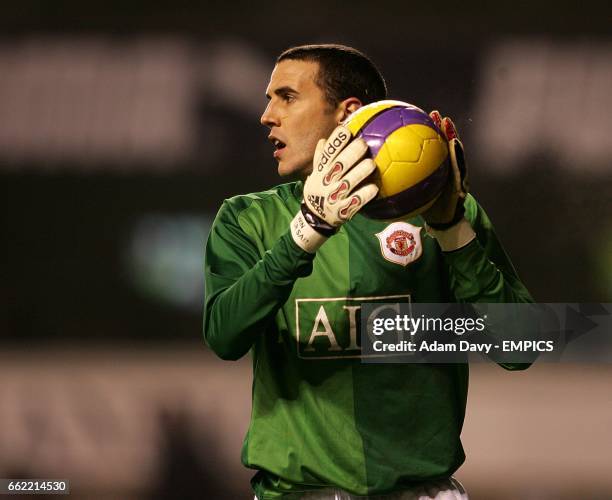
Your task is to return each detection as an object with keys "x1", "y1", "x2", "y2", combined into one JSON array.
[{"x1": 1, "y1": 1, "x2": 611, "y2": 498}]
